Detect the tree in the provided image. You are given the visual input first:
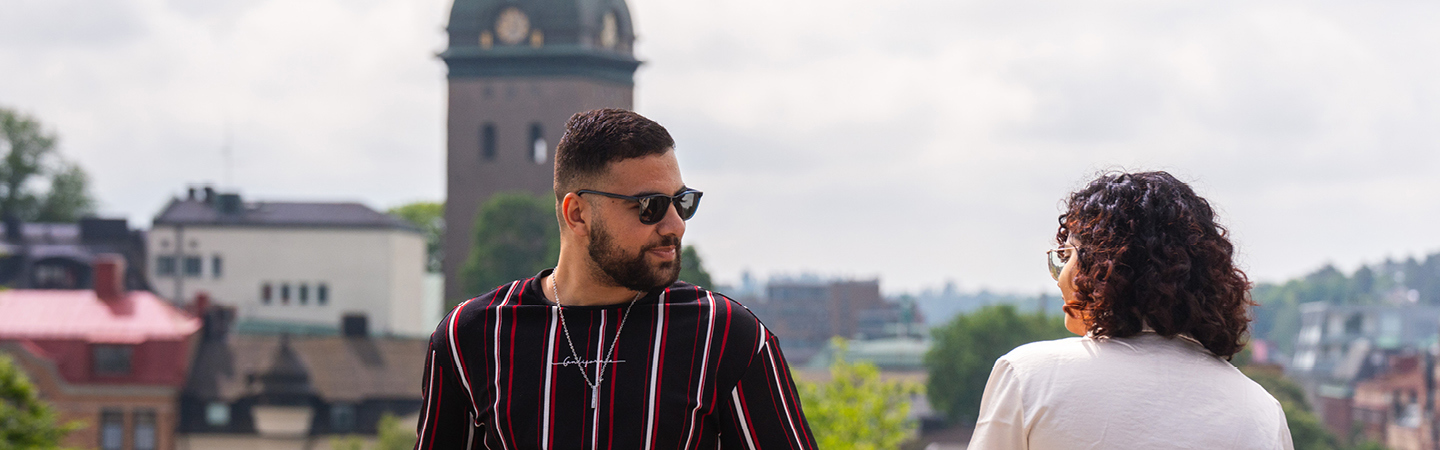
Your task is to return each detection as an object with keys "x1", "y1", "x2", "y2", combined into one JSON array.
[
  {"x1": 1239, "y1": 366, "x2": 1343, "y2": 450},
  {"x1": 0, "y1": 354, "x2": 77, "y2": 448},
  {"x1": 679, "y1": 245, "x2": 713, "y2": 288},
  {"x1": 798, "y1": 338, "x2": 919, "y2": 450},
  {"x1": 375, "y1": 412, "x2": 416, "y2": 450},
  {"x1": 459, "y1": 192, "x2": 559, "y2": 303},
  {"x1": 388, "y1": 201, "x2": 444, "y2": 273},
  {"x1": 923, "y1": 304, "x2": 1069, "y2": 423},
  {"x1": 0, "y1": 107, "x2": 96, "y2": 222}
]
